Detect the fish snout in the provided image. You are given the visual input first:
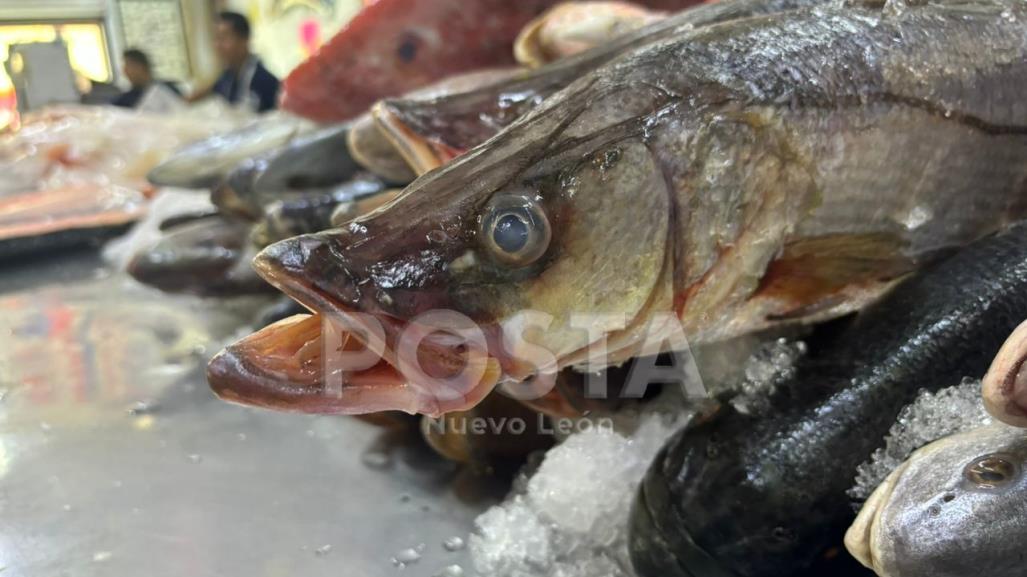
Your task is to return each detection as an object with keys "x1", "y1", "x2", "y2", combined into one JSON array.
[{"x1": 255, "y1": 233, "x2": 367, "y2": 310}]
